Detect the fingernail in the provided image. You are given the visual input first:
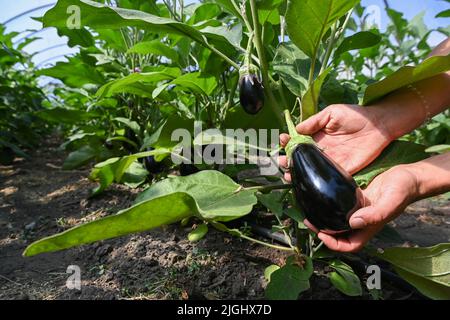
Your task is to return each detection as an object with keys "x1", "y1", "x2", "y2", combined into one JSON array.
[{"x1": 350, "y1": 217, "x2": 366, "y2": 229}]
